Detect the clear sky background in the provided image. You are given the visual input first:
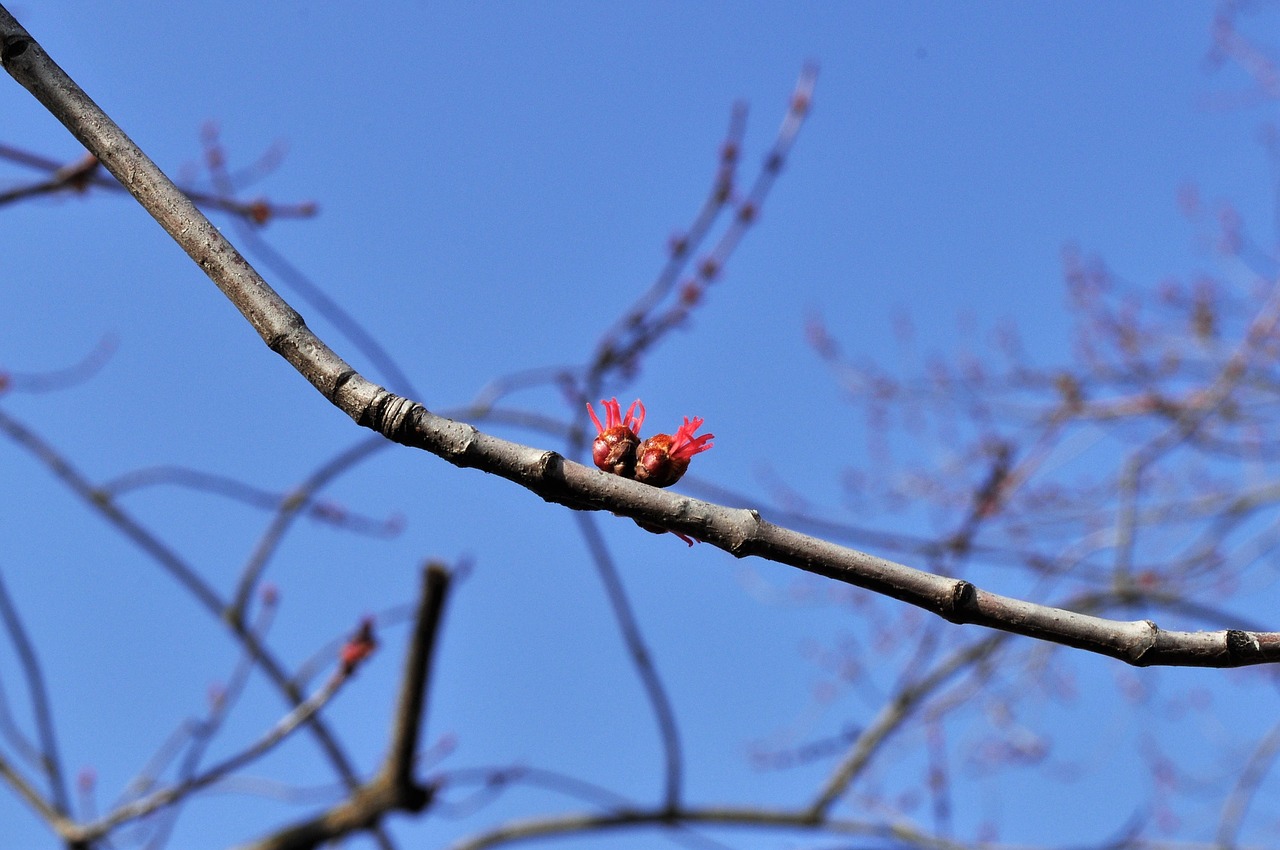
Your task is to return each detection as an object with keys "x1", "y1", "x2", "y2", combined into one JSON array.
[{"x1": 0, "y1": 3, "x2": 1276, "y2": 849}]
